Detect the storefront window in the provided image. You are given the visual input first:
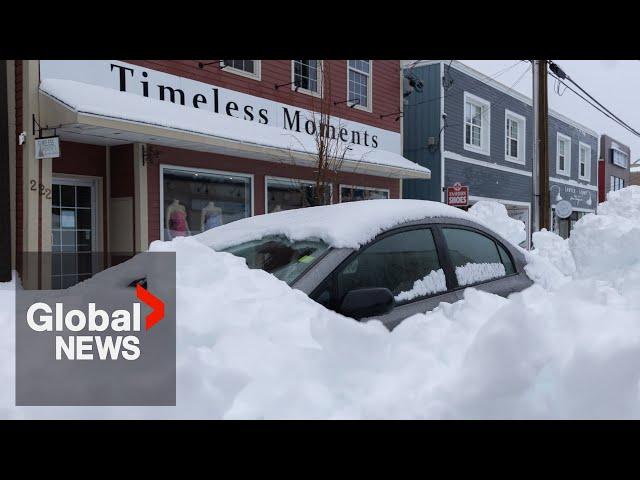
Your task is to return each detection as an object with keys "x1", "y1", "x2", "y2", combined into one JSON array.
[
  {"x1": 266, "y1": 178, "x2": 331, "y2": 213},
  {"x1": 162, "y1": 168, "x2": 251, "y2": 240},
  {"x1": 340, "y1": 186, "x2": 389, "y2": 203}
]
